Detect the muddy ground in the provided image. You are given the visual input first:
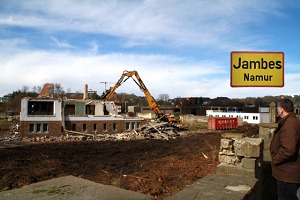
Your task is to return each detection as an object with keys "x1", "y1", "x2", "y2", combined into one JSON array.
[{"x1": 0, "y1": 124, "x2": 258, "y2": 199}]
